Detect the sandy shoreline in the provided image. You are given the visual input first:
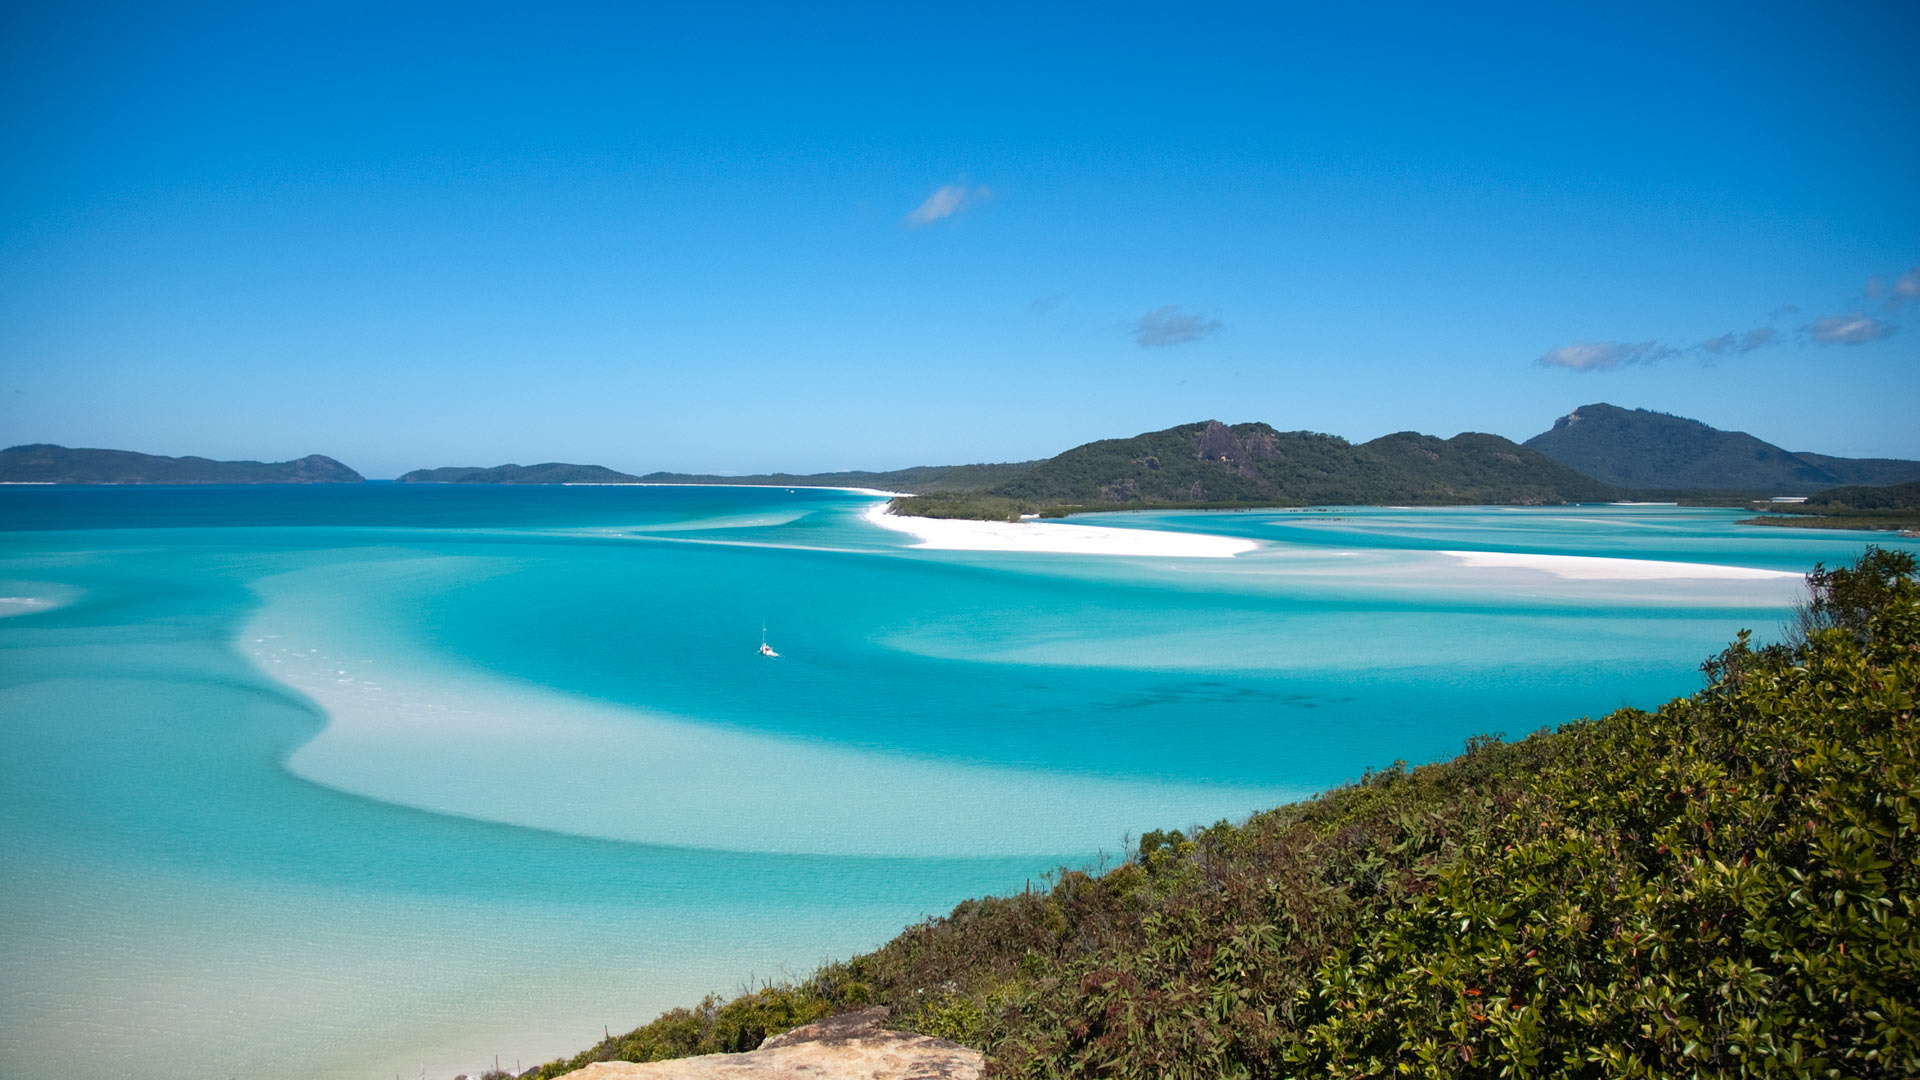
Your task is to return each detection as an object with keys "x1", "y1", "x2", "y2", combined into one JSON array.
[{"x1": 862, "y1": 503, "x2": 1256, "y2": 558}]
